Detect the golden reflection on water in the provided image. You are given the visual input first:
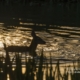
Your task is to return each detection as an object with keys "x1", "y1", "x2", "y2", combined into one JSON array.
[
  {"x1": 19, "y1": 22, "x2": 35, "y2": 25},
  {"x1": 0, "y1": 23, "x2": 4, "y2": 24},
  {"x1": 22, "y1": 67, "x2": 26, "y2": 74},
  {"x1": 7, "y1": 74, "x2": 10, "y2": 80},
  {"x1": 12, "y1": 67, "x2": 26, "y2": 74},
  {"x1": 12, "y1": 67, "x2": 15, "y2": 71},
  {"x1": 19, "y1": 22, "x2": 46, "y2": 26},
  {"x1": 0, "y1": 25, "x2": 80, "y2": 59},
  {"x1": 0, "y1": 24, "x2": 80, "y2": 80}
]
